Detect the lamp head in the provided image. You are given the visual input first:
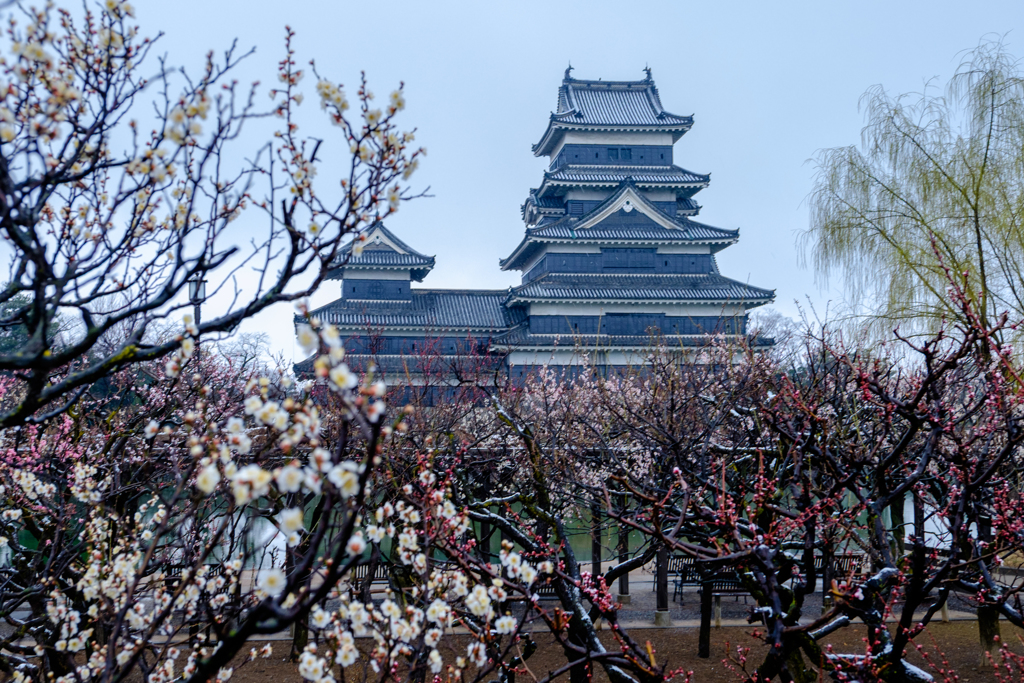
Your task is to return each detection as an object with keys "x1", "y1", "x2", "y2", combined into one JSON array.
[{"x1": 188, "y1": 276, "x2": 207, "y2": 303}]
